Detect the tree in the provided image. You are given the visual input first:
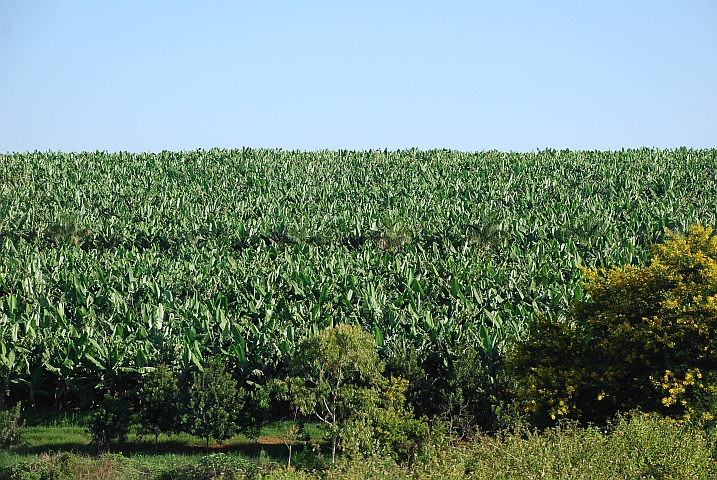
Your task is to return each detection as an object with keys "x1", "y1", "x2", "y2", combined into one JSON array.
[
  {"x1": 184, "y1": 358, "x2": 243, "y2": 452},
  {"x1": 138, "y1": 364, "x2": 182, "y2": 446},
  {"x1": 89, "y1": 392, "x2": 132, "y2": 453},
  {"x1": 385, "y1": 340, "x2": 510, "y2": 439},
  {"x1": 275, "y1": 324, "x2": 425, "y2": 463},
  {"x1": 508, "y1": 225, "x2": 717, "y2": 427}
]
